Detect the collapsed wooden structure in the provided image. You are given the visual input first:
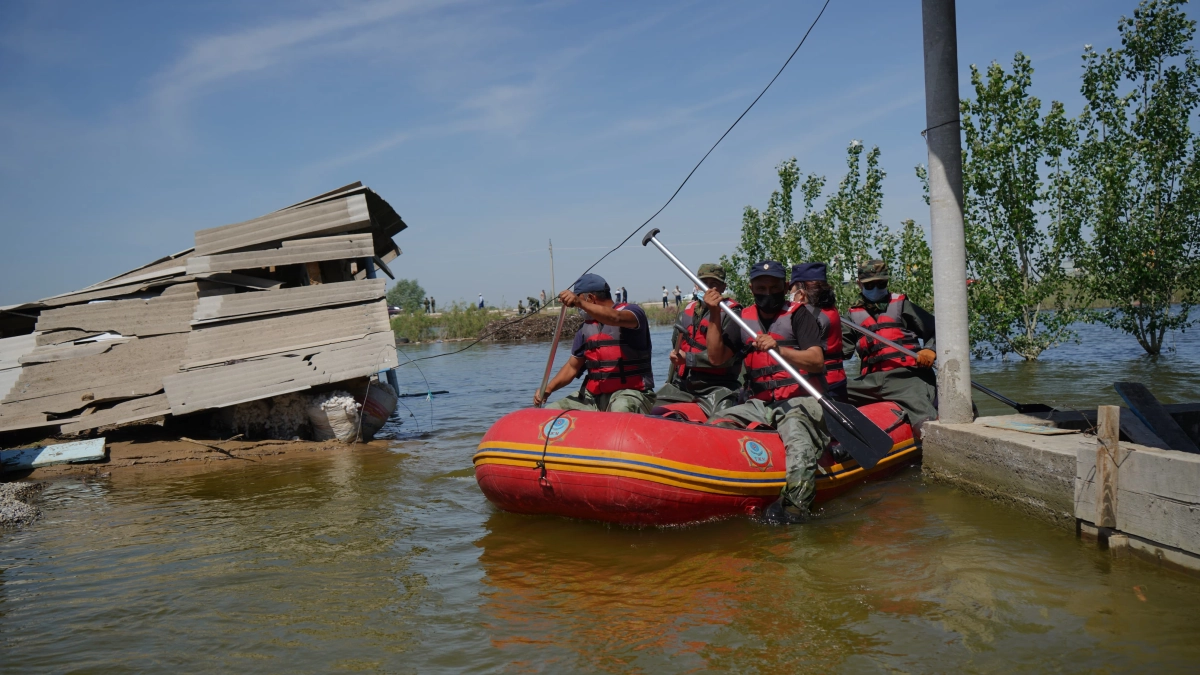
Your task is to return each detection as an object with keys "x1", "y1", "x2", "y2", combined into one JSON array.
[{"x1": 0, "y1": 182, "x2": 404, "y2": 439}]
